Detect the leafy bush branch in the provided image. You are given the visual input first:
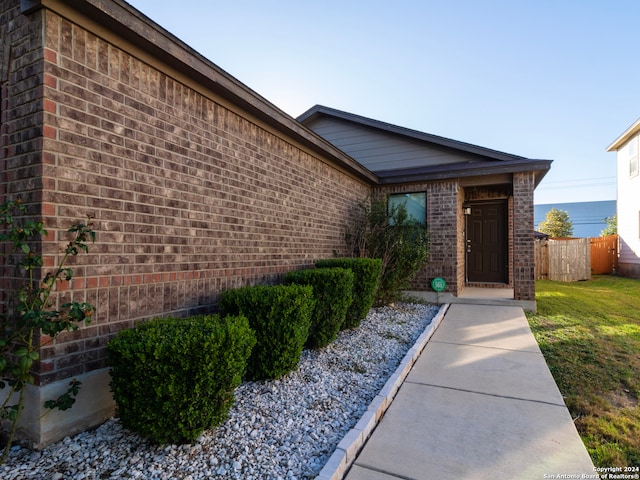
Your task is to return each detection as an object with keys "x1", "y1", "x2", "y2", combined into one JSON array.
[
  {"x1": 347, "y1": 196, "x2": 429, "y2": 305},
  {"x1": 0, "y1": 199, "x2": 95, "y2": 464}
]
